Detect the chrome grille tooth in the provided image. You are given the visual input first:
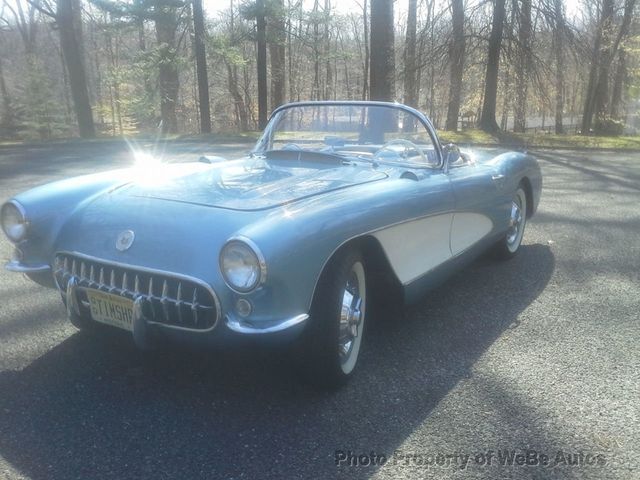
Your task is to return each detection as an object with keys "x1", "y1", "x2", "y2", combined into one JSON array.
[
  {"x1": 161, "y1": 280, "x2": 170, "y2": 323},
  {"x1": 109, "y1": 269, "x2": 116, "y2": 291},
  {"x1": 148, "y1": 277, "x2": 154, "y2": 297},
  {"x1": 89, "y1": 265, "x2": 96, "y2": 284},
  {"x1": 99, "y1": 267, "x2": 105, "y2": 287},
  {"x1": 63, "y1": 257, "x2": 69, "y2": 275},
  {"x1": 122, "y1": 272, "x2": 129, "y2": 294},
  {"x1": 176, "y1": 282, "x2": 183, "y2": 324},
  {"x1": 71, "y1": 259, "x2": 77, "y2": 277},
  {"x1": 134, "y1": 275, "x2": 140, "y2": 297},
  {"x1": 191, "y1": 289, "x2": 199, "y2": 326},
  {"x1": 80, "y1": 261, "x2": 86, "y2": 280}
]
